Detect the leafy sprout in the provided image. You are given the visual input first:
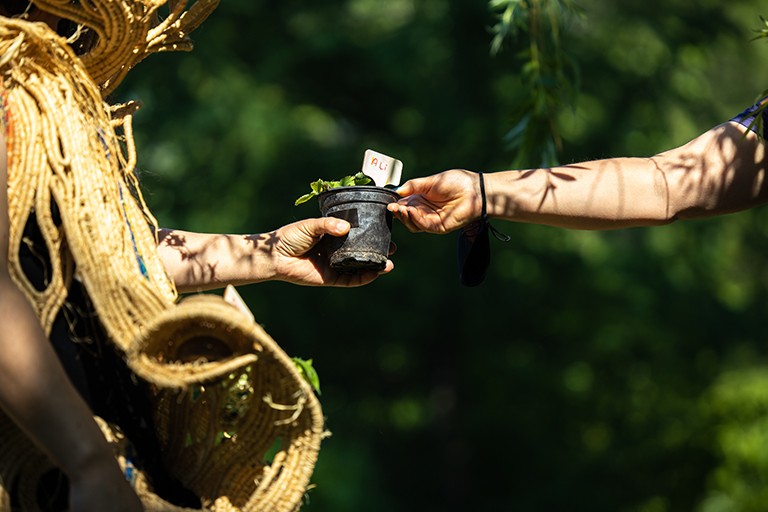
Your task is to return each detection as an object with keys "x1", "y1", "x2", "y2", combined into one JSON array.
[
  {"x1": 292, "y1": 357, "x2": 321, "y2": 395},
  {"x1": 294, "y1": 172, "x2": 373, "y2": 206}
]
